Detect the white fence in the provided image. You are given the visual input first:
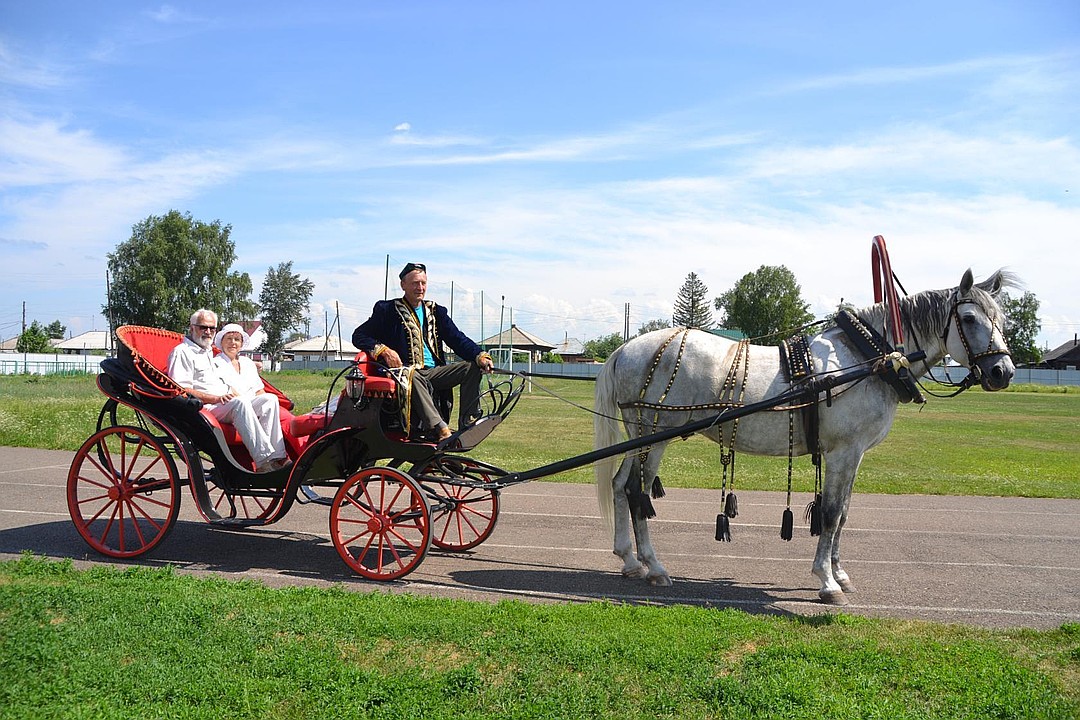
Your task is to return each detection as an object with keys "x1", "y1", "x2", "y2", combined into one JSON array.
[{"x1": 0, "y1": 353, "x2": 105, "y2": 375}]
